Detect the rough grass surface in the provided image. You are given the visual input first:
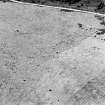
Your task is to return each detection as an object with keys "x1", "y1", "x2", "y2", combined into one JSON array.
[{"x1": 0, "y1": 1, "x2": 105, "y2": 105}]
